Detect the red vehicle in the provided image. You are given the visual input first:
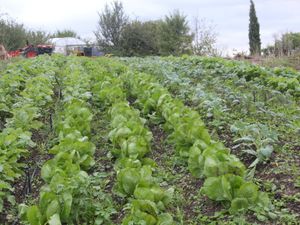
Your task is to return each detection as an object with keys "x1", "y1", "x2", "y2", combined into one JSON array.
[{"x1": 8, "y1": 44, "x2": 53, "y2": 58}]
